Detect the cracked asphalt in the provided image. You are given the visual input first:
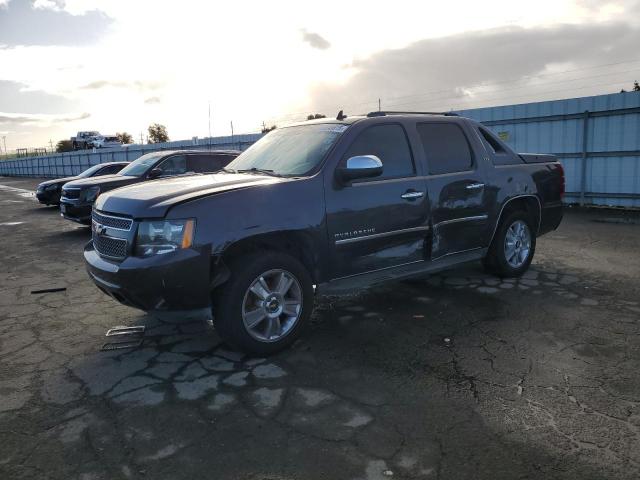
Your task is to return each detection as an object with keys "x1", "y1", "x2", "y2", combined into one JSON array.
[{"x1": 1, "y1": 176, "x2": 639, "y2": 480}]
